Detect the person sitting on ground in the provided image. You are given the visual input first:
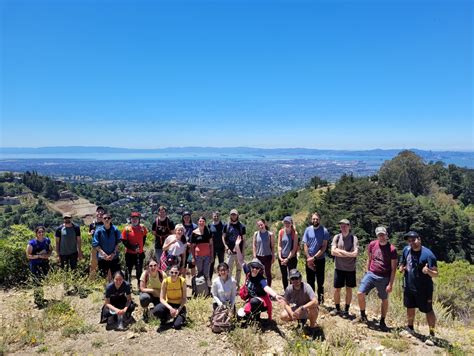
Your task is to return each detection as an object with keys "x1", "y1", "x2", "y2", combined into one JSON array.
[
  {"x1": 211, "y1": 262, "x2": 236, "y2": 311},
  {"x1": 139, "y1": 258, "x2": 166, "y2": 322},
  {"x1": 161, "y1": 224, "x2": 187, "y2": 273},
  {"x1": 101, "y1": 270, "x2": 135, "y2": 331},
  {"x1": 154, "y1": 265, "x2": 187, "y2": 332},
  {"x1": 26, "y1": 225, "x2": 52, "y2": 279},
  {"x1": 280, "y1": 269, "x2": 319, "y2": 336},
  {"x1": 234, "y1": 235, "x2": 284, "y2": 322}
]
